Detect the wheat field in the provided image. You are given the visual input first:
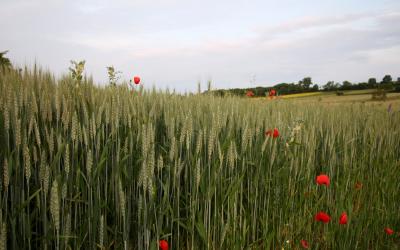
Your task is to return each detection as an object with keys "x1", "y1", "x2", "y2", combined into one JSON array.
[{"x1": 0, "y1": 67, "x2": 400, "y2": 249}]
